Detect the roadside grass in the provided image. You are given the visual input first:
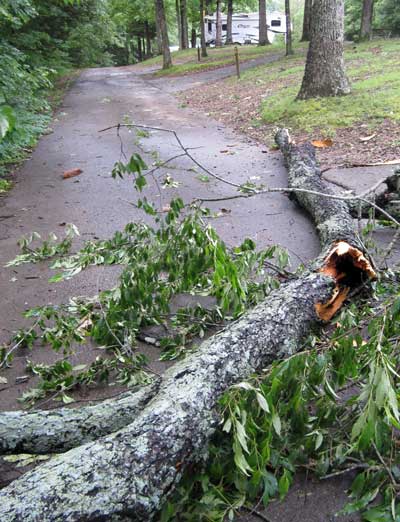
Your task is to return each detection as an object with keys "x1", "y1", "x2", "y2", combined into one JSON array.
[
  {"x1": 256, "y1": 39, "x2": 400, "y2": 135},
  {"x1": 0, "y1": 69, "x2": 79, "y2": 182},
  {"x1": 145, "y1": 43, "x2": 285, "y2": 76}
]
